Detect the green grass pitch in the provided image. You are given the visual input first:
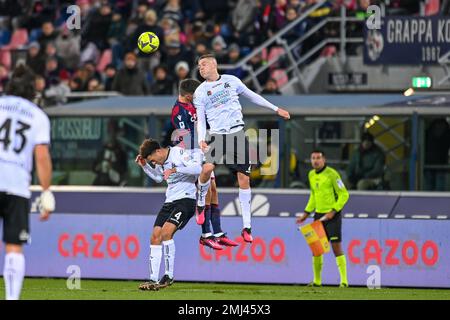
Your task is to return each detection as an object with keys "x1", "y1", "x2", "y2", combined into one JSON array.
[{"x1": 1, "y1": 278, "x2": 449, "y2": 300}]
